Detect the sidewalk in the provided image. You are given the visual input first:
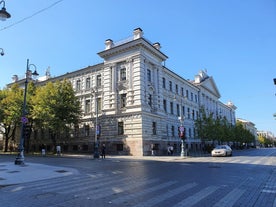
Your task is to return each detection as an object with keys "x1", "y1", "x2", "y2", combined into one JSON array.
[{"x1": 0, "y1": 161, "x2": 79, "y2": 187}]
